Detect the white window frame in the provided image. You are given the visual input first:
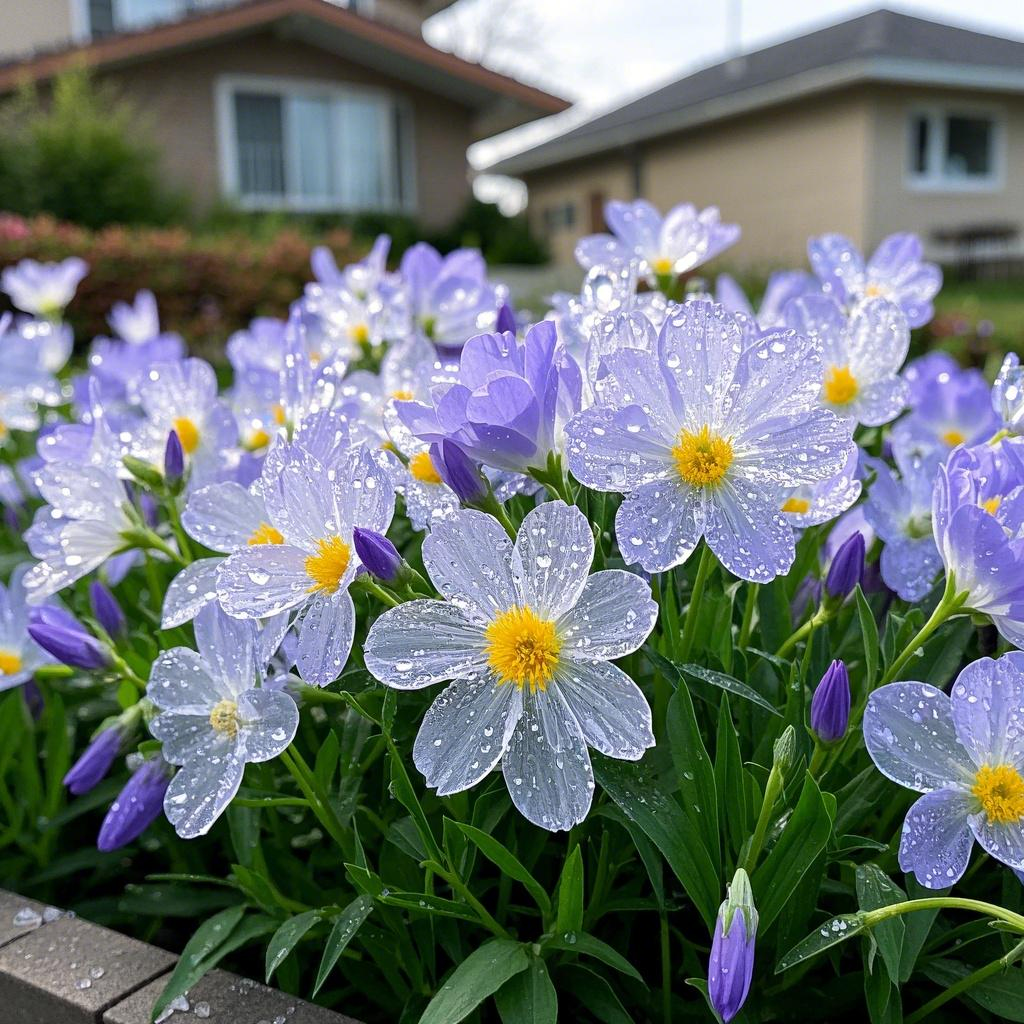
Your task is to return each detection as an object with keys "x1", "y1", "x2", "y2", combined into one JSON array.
[
  {"x1": 904, "y1": 104, "x2": 1005, "y2": 193},
  {"x1": 214, "y1": 74, "x2": 417, "y2": 214}
]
